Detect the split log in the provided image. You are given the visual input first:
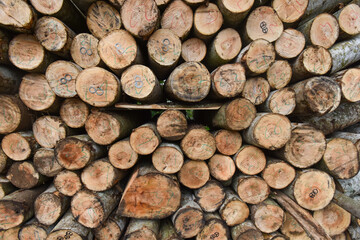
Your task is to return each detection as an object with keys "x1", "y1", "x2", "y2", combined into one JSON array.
[
  {"x1": 71, "y1": 187, "x2": 121, "y2": 228},
  {"x1": 34, "y1": 185, "x2": 70, "y2": 226},
  {"x1": 156, "y1": 110, "x2": 188, "y2": 141},
  {"x1": 242, "y1": 77, "x2": 270, "y2": 105},
  {"x1": 231, "y1": 220, "x2": 264, "y2": 240},
  {"x1": 6, "y1": 161, "x2": 47, "y2": 189},
  {"x1": 98, "y1": 29, "x2": 142, "y2": 74},
  {"x1": 0, "y1": 177, "x2": 16, "y2": 199},
  {"x1": 242, "y1": 113, "x2": 292, "y2": 150},
  {"x1": 0, "y1": 149, "x2": 9, "y2": 174},
  {"x1": 236, "y1": 38, "x2": 276, "y2": 76},
  {"x1": 0, "y1": 185, "x2": 47, "y2": 230},
  {"x1": 196, "y1": 213, "x2": 230, "y2": 240},
  {"x1": 233, "y1": 145, "x2": 266, "y2": 175},
  {"x1": 297, "y1": 13, "x2": 339, "y2": 49},
  {"x1": 70, "y1": 33, "x2": 102, "y2": 69},
  {"x1": 130, "y1": 123, "x2": 161, "y2": 155},
  {"x1": 93, "y1": 210, "x2": 128, "y2": 240},
  {"x1": 59, "y1": 97, "x2": 89, "y2": 128},
  {"x1": 124, "y1": 219, "x2": 160, "y2": 240},
  {"x1": 274, "y1": 28, "x2": 306, "y2": 59},
  {"x1": 171, "y1": 191, "x2": 205, "y2": 239},
  {"x1": 251, "y1": 199, "x2": 284, "y2": 233},
  {"x1": 1, "y1": 131, "x2": 38, "y2": 161},
  {"x1": 55, "y1": 135, "x2": 105, "y2": 170},
  {"x1": 0, "y1": 0, "x2": 36, "y2": 33},
  {"x1": 86, "y1": 1, "x2": 121, "y2": 39},
  {"x1": 266, "y1": 60, "x2": 292, "y2": 90},
  {"x1": 262, "y1": 158, "x2": 296, "y2": 189},
  {"x1": 0, "y1": 65, "x2": 24, "y2": 94},
  {"x1": 76, "y1": 67, "x2": 121, "y2": 107},
  {"x1": 45, "y1": 60, "x2": 82, "y2": 98},
  {"x1": 217, "y1": 0, "x2": 254, "y2": 26},
  {"x1": 291, "y1": 76, "x2": 341, "y2": 116},
  {"x1": 152, "y1": 143, "x2": 184, "y2": 174},
  {"x1": 9, "y1": 34, "x2": 55, "y2": 73},
  {"x1": 194, "y1": 180, "x2": 225, "y2": 212},
  {"x1": 232, "y1": 174, "x2": 270, "y2": 205},
  {"x1": 258, "y1": 87, "x2": 296, "y2": 115},
  {"x1": 34, "y1": 16, "x2": 76, "y2": 59},
  {"x1": 181, "y1": 38, "x2": 207, "y2": 62},
  {"x1": 108, "y1": 138, "x2": 139, "y2": 170},
  {"x1": 19, "y1": 221, "x2": 53, "y2": 240},
  {"x1": 331, "y1": 67, "x2": 360, "y2": 102},
  {"x1": 32, "y1": 116, "x2": 69, "y2": 148},
  {"x1": 33, "y1": 148, "x2": 63, "y2": 177},
  {"x1": 193, "y1": 3, "x2": 223, "y2": 40},
  {"x1": 53, "y1": 170, "x2": 82, "y2": 197},
  {"x1": 219, "y1": 189, "x2": 249, "y2": 227},
  {"x1": 165, "y1": 61, "x2": 211, "y2": 102},
  {"x1": 334, "y1": 2, "x2": 360, "y2": 39},
  {"x1": 272, "y1": 0, "x2": 308, "y2": 24},
  {"x1": 178, "y1": 160, "x2": 210, "y2": 189},
  {"x1": 81, "y1": 157, "x2": 127, "y2": 191},
  {"x1": 161, "y1": 0, "x2": 193, "y2": 40},
  {"x1": 120, "y1": 64, "x2": 162, "y2": 103},
  {"x1": 214, "y1": 129, "x2": 242, "y2": 156},
  {"x1": 208, "y1": 154, "x2": 236, "y2": 182},
  {"x1": 159, "y1": 219, "x2": 181, "y2": 240},
  {"x1": 19, "y1": 73, "x2": 59, "y2": 112},
  {"x1": 280, "y1": 212, "x2": 311, "y2": 240},
  {"x1": 120, "y1": 0, "x2": 160, "y2": 40}
]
